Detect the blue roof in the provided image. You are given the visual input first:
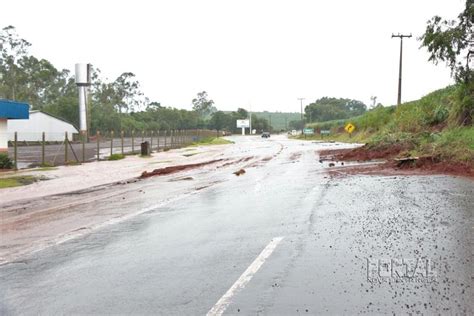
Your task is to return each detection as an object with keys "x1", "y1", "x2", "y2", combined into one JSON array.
[{"x1": 0, "y1": 99, "x2": 30, "y2": 119}]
